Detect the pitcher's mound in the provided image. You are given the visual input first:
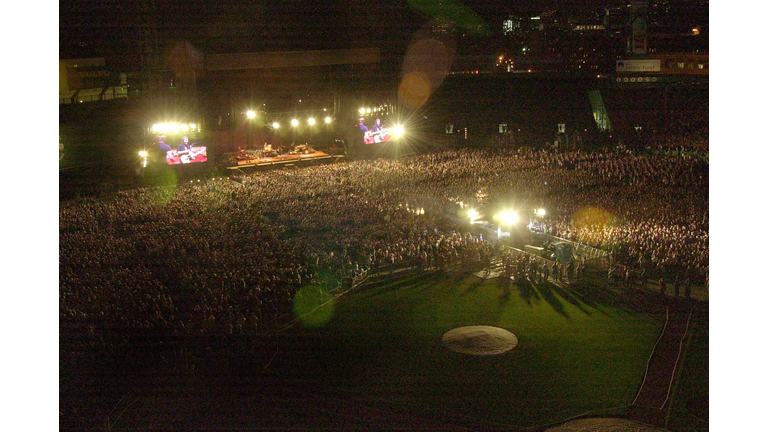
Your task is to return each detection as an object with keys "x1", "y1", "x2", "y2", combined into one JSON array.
[
  {"x1": 544, "y1": 418, "x2": 669, "y2": 431},
  {"x1": 442, "y1": 326, "x2": 518, "y2": 355}
]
